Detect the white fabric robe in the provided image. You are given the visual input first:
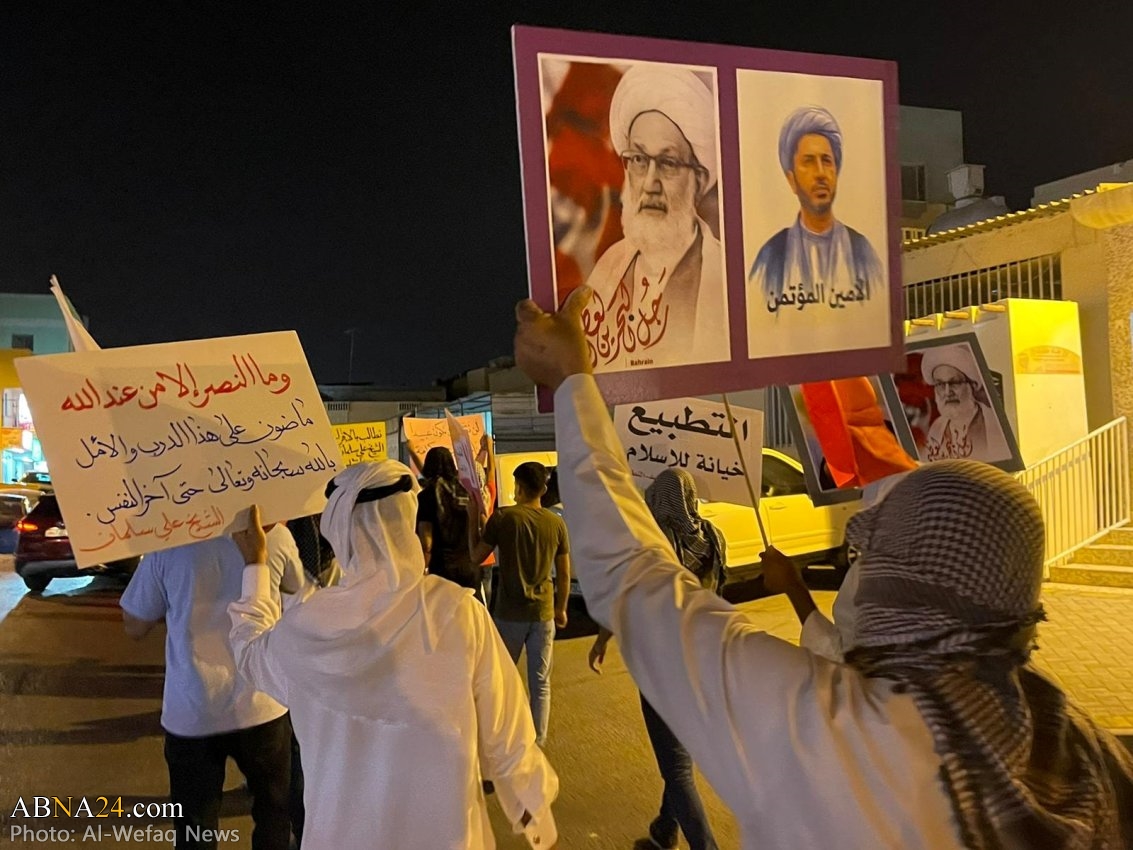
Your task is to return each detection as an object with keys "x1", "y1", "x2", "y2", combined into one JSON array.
[
  {"x1": 555, "y1": 373, "x2": 964, "y2": 849},
  {"x1": 229, "y1": 569, "x2": 557, "y2": 849}
]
